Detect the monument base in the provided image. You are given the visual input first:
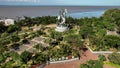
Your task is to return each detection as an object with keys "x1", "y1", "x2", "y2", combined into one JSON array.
[{"x1": 55, "y1": 25, "x2": 68, "y2": 32}]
